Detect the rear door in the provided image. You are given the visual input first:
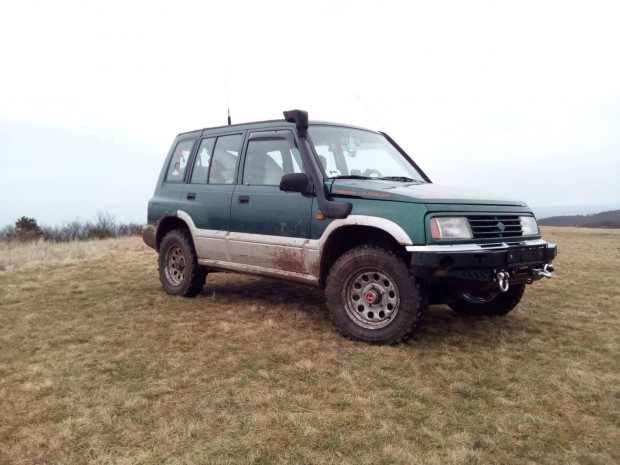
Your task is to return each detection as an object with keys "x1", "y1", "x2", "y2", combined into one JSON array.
[{"x1": 179, "y1": 132, "x2": 244, "y2": 260}]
